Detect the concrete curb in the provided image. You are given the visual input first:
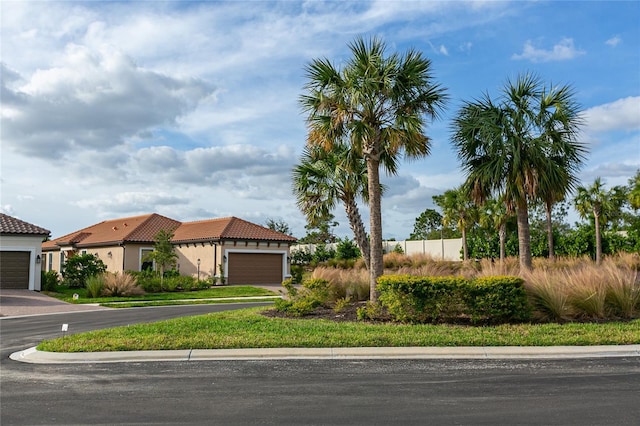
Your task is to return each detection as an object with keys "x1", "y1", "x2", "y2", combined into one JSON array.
[{"x1": 10, "y1": 344, "x2": 640, "y2": 364}]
